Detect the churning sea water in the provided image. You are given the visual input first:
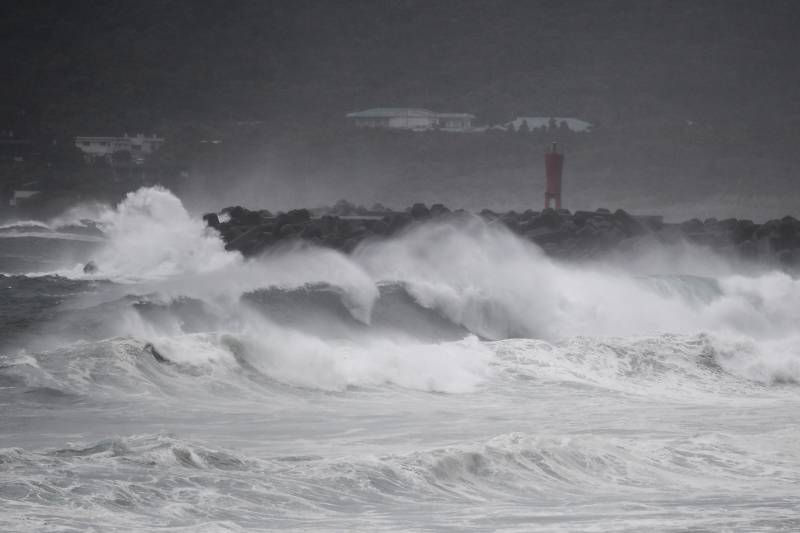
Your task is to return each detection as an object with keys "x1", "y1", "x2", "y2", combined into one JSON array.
[{"x1": 1, "y1": 187, "x2": 799, "y2": 532}]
